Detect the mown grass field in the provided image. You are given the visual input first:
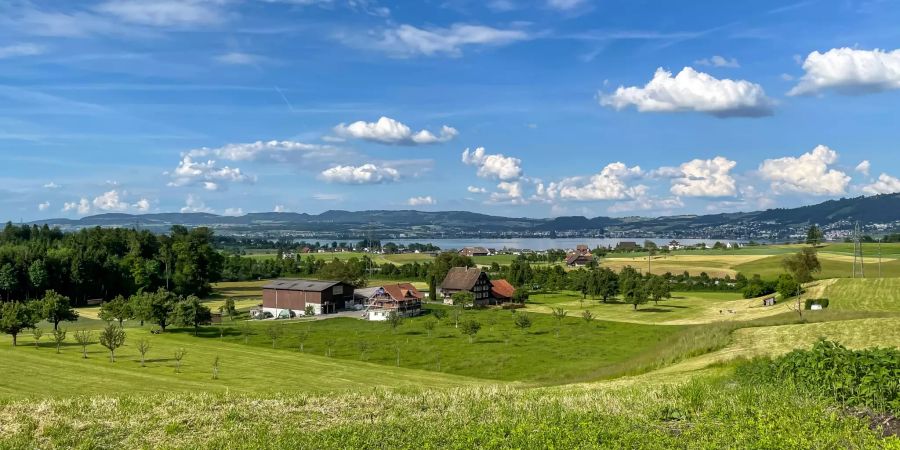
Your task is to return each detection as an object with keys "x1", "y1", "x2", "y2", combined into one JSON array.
[
  {"x1": 523, "y1": 290, "x2": 792, "y2": 325},
  {"x1": 823, "y1": 278, "x2": 900, "y2": 312},
  {"x1": 734, "y1": 253, "x2": 900, "y2": 279}
]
